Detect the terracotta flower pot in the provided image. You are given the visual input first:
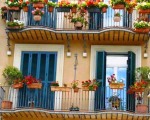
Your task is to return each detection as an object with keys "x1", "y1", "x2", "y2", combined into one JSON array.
[
  {"x1": 109, "y1": 83, "x2": 124, "y2": 89},
  {"x1": 74, "y1": 22, "x2": 83, "y2": 30},
  {"x1": 134, "y1": 28, "x2": 149, "y2": 33},
  {"x1": 23, "y1": 6, "x2": 28, "y2": 12},
  {"x1": 33, "y1": 15, "x2": 42, "y2": 21},
  {"x1": 33, "y1": 2, "x2": 44, "y2": 8},
  {"x1": 101, "y1": 7, "x2": 107, "y2": 13},
  {"x1": 71, "y1": 7, "x2": 77, "y2": 13},
  {"x1": 48, "y1": 6, "x2": 54, "y2": 12},
  {"x1": 13, "y1": 82, "x2": 23, "y2": 89},
  {"x1": 74, "y1": 87, "x2": 79, "y2": 92},
  {"x1": 27, "y1": 83, "x2": 42, "y2": 89},
  {"x1": 139, "y1": 9, "x2": 150, "y2": 14},
  {"x1": 127, "y1": 8, "x2": 133, "y2": 14},
  {"x1": 113, "y1": 4, "x2": 125, "y2": 9},
  {"x1": 113, "y1": 16, "x2": 121, "y2": 22},
  {"x1": 8, "y1": 6, "x2": 19, "y2": 10},
  {"x1": 1, "y1": 101, "x2": 12, "y2": 109},
  {"x1": 136, "y1": 104, "x2": 148, "y2": 113}
]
